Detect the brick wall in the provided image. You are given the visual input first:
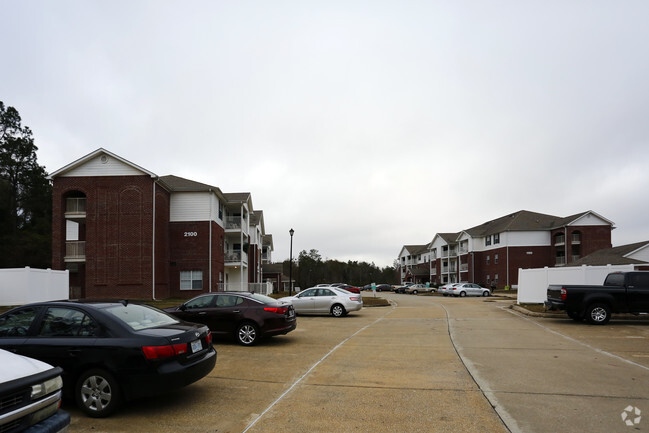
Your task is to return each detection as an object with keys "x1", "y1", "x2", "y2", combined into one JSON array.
[
  {"x1": 52, "y1": 175, "x2": 158, "y2": 299},
  {"x1": 168, "y1": 220, "x2": 225, "y2": 298}
]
